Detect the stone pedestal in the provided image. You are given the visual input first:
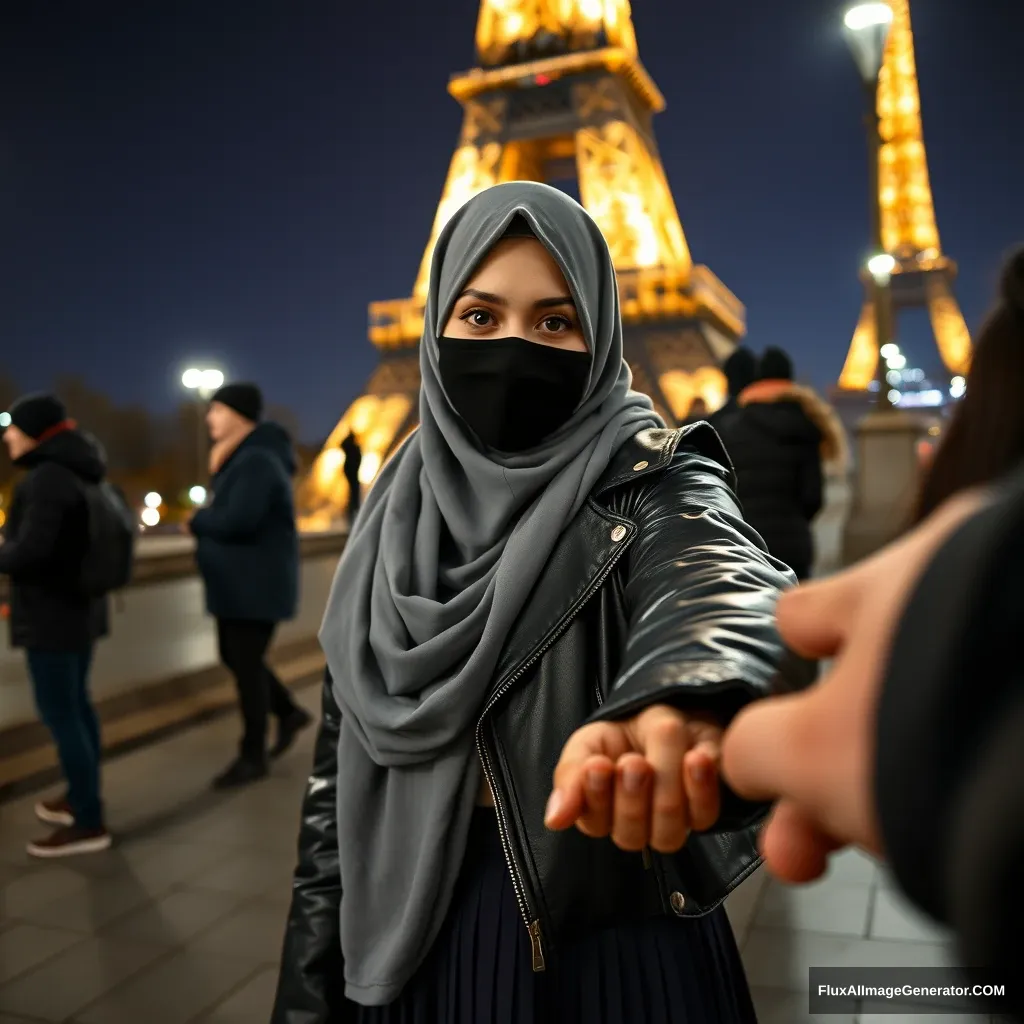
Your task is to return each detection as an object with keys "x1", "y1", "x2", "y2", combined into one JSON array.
[{"x1": 842, "y1": 408, "x2": 937, "y2": 566}]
